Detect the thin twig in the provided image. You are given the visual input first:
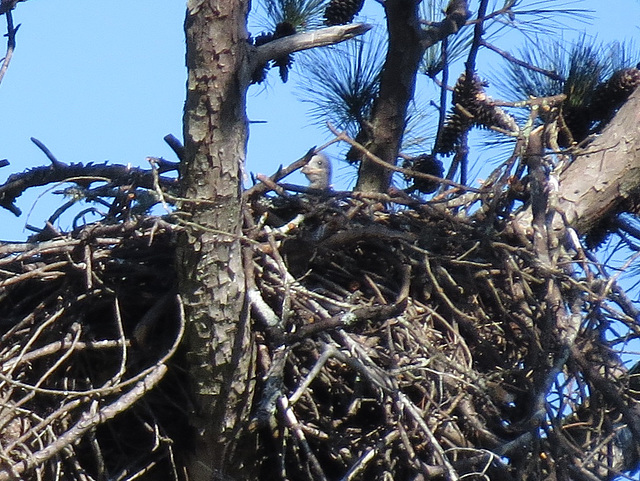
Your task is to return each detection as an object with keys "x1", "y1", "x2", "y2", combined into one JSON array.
[
  {"x1": 328, "y1": 123, "x2": 482, "y2": 193},
  {"x1": 0, "y1": 10, "x2": 16, "y2": 86},
  {"x1": 480, "y1": 39, "x2": 563, "y2": 81}
]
